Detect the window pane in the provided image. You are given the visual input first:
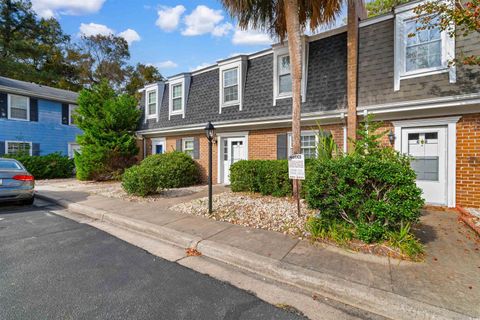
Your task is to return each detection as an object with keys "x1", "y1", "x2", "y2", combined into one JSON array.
[
  {"x1": 278, "y1": 55, "x2": 290, "y2": 75},
  {"x1": 172, "y1": 84, "x2": 182, "y2": 98},
  {"x1": 7, "y1": 142, "x2": 30, "y2": 155},
  {"x1": 279, "y1": 74, "x2": 292, "y2": 94},
  {"x1": 224, "y1": 85, "x2": 238, "y2": 102},
  {"x1": 184, "y1": 140, "x2": 194, "y2": 150},
  {"x1": 148, "y1": 91, "x2": 156, "y2": 104},
  {"x1": 223, "y1": 69, "x2": 238, "y2": 87},
  {"x1": 410, "y1": 156, "x2": 439, "y2": 181},
  {"x1": 10, "y1": 95, "x2": 28, "y2": 120},
  {"x1": 172, "y1": 97, "x2": 182, "y2": 111},
  {"x1": 428, "y1": 41, "x2": 442, "y2": 67},
  {"x1": 148, "y1": 103, "x2": 156, "y2": 115},
  {"x1": 405, "y1": 16, "x2": 442, "y2": 72}
]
